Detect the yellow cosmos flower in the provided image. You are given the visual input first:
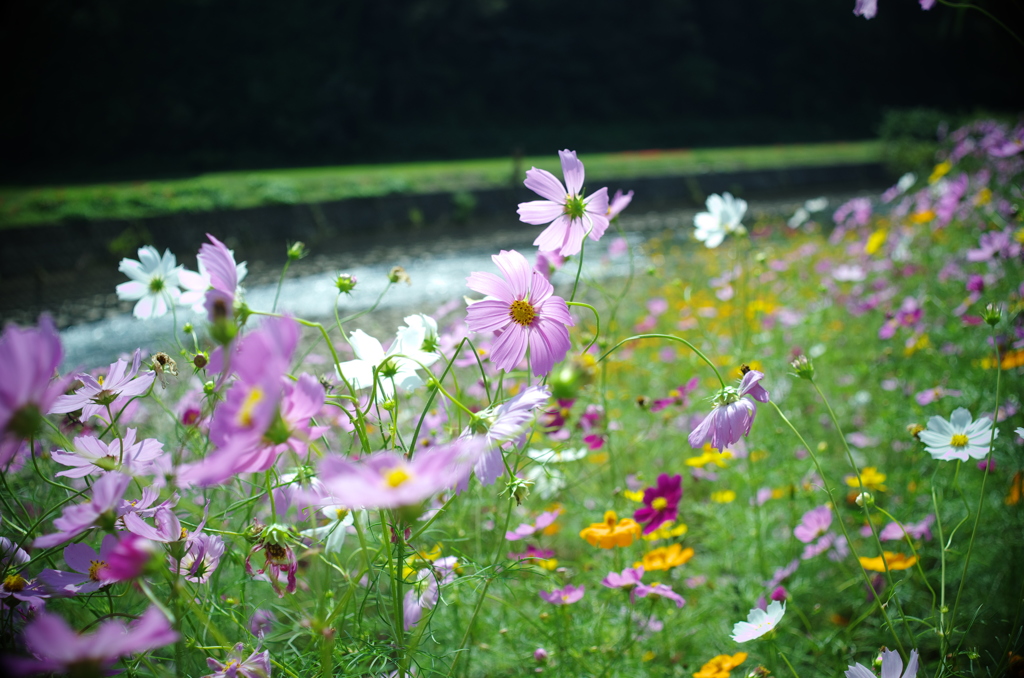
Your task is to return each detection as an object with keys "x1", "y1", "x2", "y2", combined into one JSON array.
[
  {"x1": 635, "y1": 543, "x2": 694, "y2": 571},
  {"x1": 694, "y1": 652, "x2": 748, "y2": 678},
  {"x1": 908, "y1": 210, "x2": 935, "y2": 224},
  {"x1": 623, "y1": 489, "x2": 645, "y2": 503},
  {"x1": 643, "y1": 521, "x2": 688, "y2": 541},
  {"x1": 859, "y1": 551, "x2": 917, "y2": 572},
  {"x1": 929, "y1": 160, "x2": 952, "y2": 184},
  {"x1": 686, "y1": 445, "x2": 733, "y2": 468},
  {"x1": 865, "y1": 229, "x2": 888, "y2": 255},
  {"x1": 579, "y1": 511, "x2": 642, "y2": 548},
  {"x1": 711, "y1": 490, "x2": 736, "y2": 503},
  {"x1": 846, "y1": 467, "x2": 888, "y2": 492}
]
